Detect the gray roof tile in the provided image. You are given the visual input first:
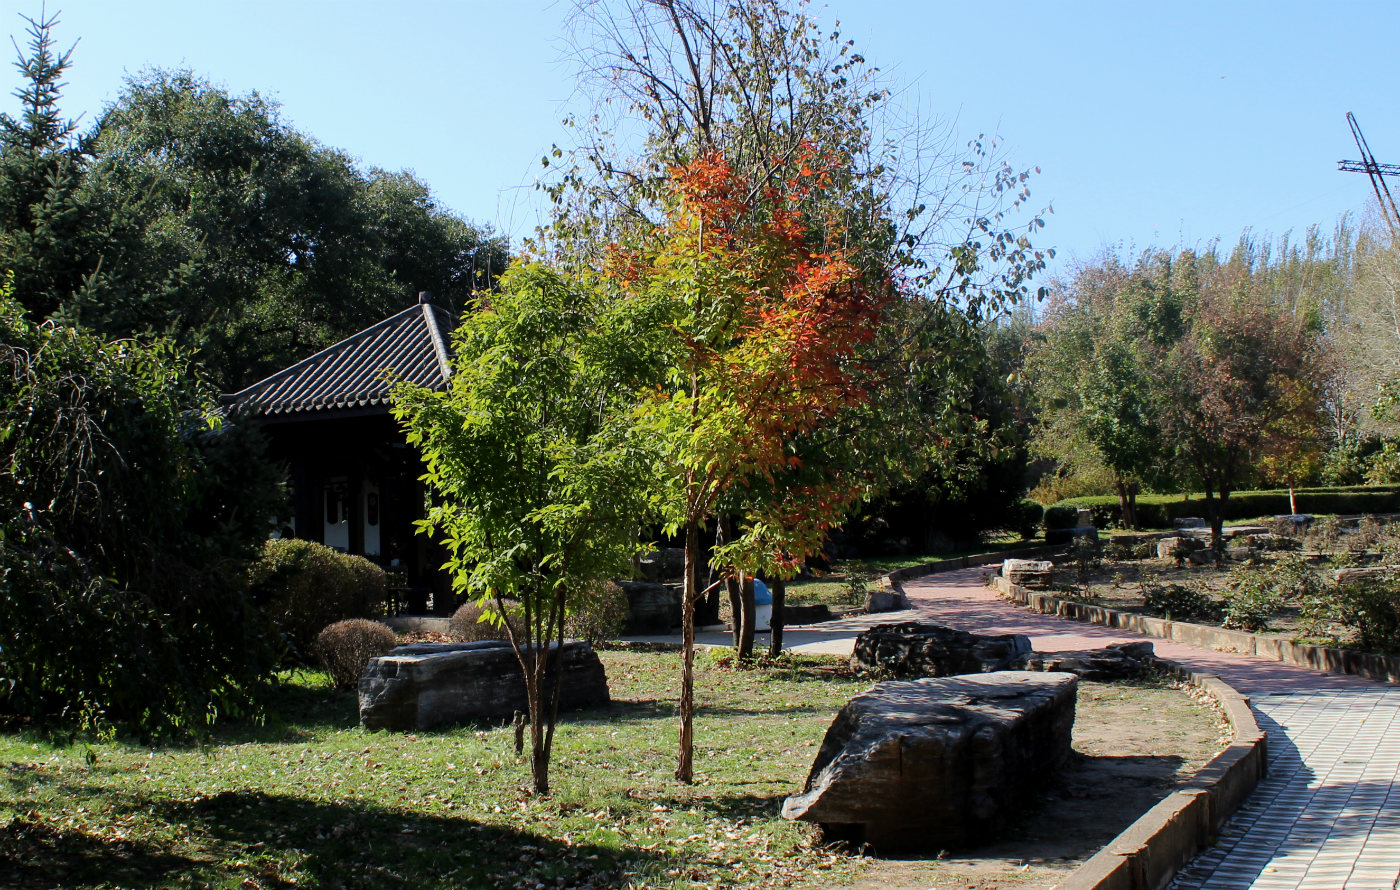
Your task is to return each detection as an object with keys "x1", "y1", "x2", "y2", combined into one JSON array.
[{"x1": 222, "y1": 302, "x2": 455, "y2": 418}]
